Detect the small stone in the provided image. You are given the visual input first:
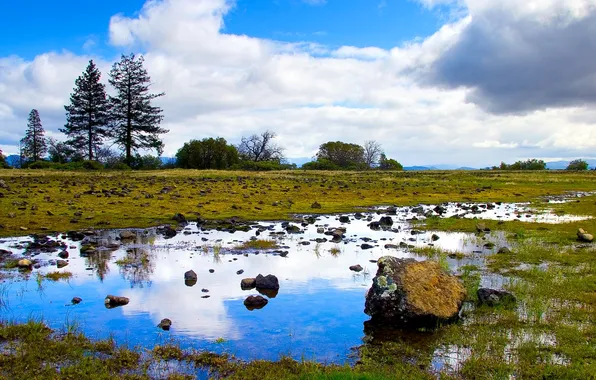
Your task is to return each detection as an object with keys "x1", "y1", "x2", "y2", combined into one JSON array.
[
  {"x1": 18, "y1": 259, "x2": 32, "y2": 269},
  {"x1": 71, "y1": 297, "x2": 82, "y2": 304},
  {"x1": 104, "y1": 295, "x2": 129, "y2": 308},
  {"x1": 236, "y1": 269, "x2": 245, "y2": 275},
  {"x1": 497, "y1": 247, "x2": 511, "y2": 254},
  {"x1": 241, "y1": 278, "x2": 257, "y2": 290},
  {"x1": 209, "y1": 269, "x2": 215, "y2": 273},
  {"x1": 119, "y1": 230, "x2": 136, "y2": 240},
  {"x1": 157, "y1": 318, "x2": 172, "y2": 331},
  {"x1": 311, "y1": 202, "x2": 322, "y2": 209},
  {"x1": 577, "y1": 228, "x2": 594, "y2": 243},
  {"x1": 184, "y1": 270, "x2": 197, "y2": 286},
  {"x1": 477, "y1": 288, "x2": 516, "y2": 307},
  {"x1": 361, "y1": 243, "x2": 374, "y2": 250},
  {"x1": 56, "y1": 260, "x2": 68, "y2": 268},
  {"x1": 431, "y1": 234, "x2": 440, "y2": 241},
  {"x1": 349, "y1": 264, "x2": 364, "y2": 272}
]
